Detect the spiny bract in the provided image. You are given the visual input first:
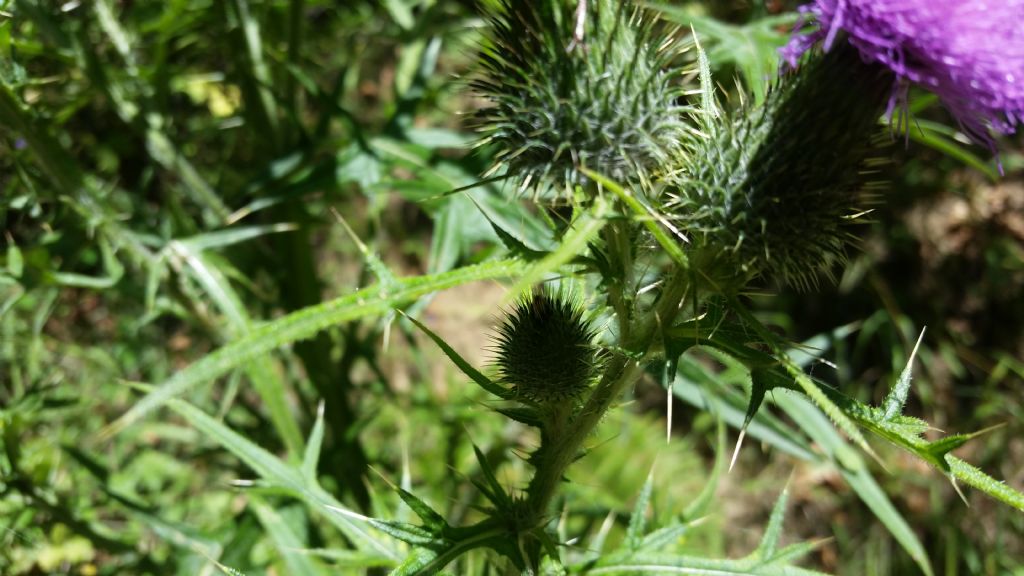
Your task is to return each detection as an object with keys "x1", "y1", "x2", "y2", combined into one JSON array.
[
  {"x1": 492, "y1": 289, "x2": 599, "y2": 403},
  {"x1": 472, "y1": 0, "x2": 691, "y2": 200},
  {"x1": 664, "y1": 43, "x2": 892, "y2": 291}
]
